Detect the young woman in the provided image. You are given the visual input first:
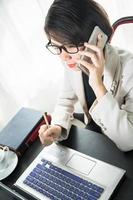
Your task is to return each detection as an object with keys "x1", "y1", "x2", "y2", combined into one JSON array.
[{"x1": 39, "y1": 0, "x2": 133, "y2": 151}]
